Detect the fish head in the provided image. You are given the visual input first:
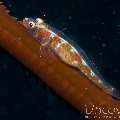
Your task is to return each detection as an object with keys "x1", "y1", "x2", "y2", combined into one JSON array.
[{"x1": 21, "y1": 17, "x2": 45, "y2": 32}]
